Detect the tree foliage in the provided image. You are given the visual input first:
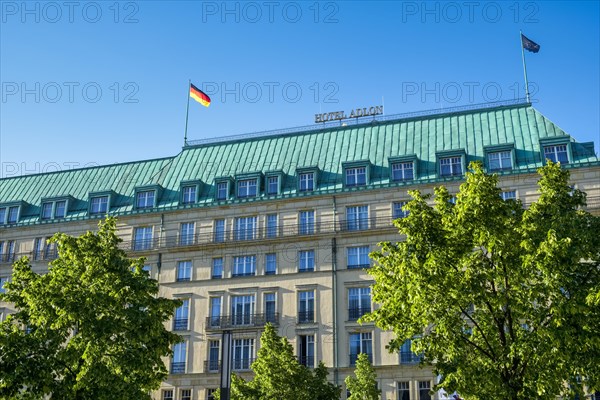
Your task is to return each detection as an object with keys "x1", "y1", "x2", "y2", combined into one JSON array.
[
  {"x1": 365, "y1": 162, "x2": 600, "y2": 400},
  {"x1": 345, "y1": 353, "x2": 380, "y2": 400},
  {"x1": 215, "y1": 323, "x2": 340, "y2": 400},
  {"x1": 0, "y1": 217, "x2": 181, "y2": 399}
]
